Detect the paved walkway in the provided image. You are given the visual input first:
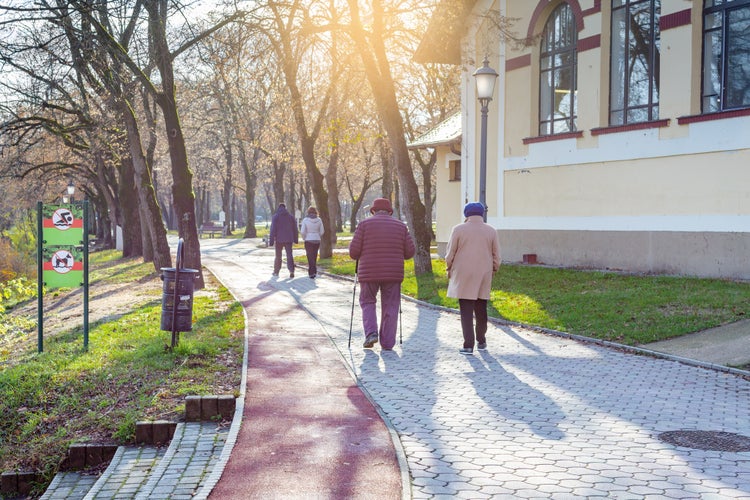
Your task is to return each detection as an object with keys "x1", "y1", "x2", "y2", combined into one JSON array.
[
  {"x1": 41, "y1": 421, "x2": 229, "y2": 500},
  {"x1": 642, "y1": 319, "x2": 750, "y2": 368},
  {"x1": 202, "y1": 239, "x2": 404, "y2": 500},
  {"x1": 201, "y1": 238, "x2": 750, "y2": 499}
]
